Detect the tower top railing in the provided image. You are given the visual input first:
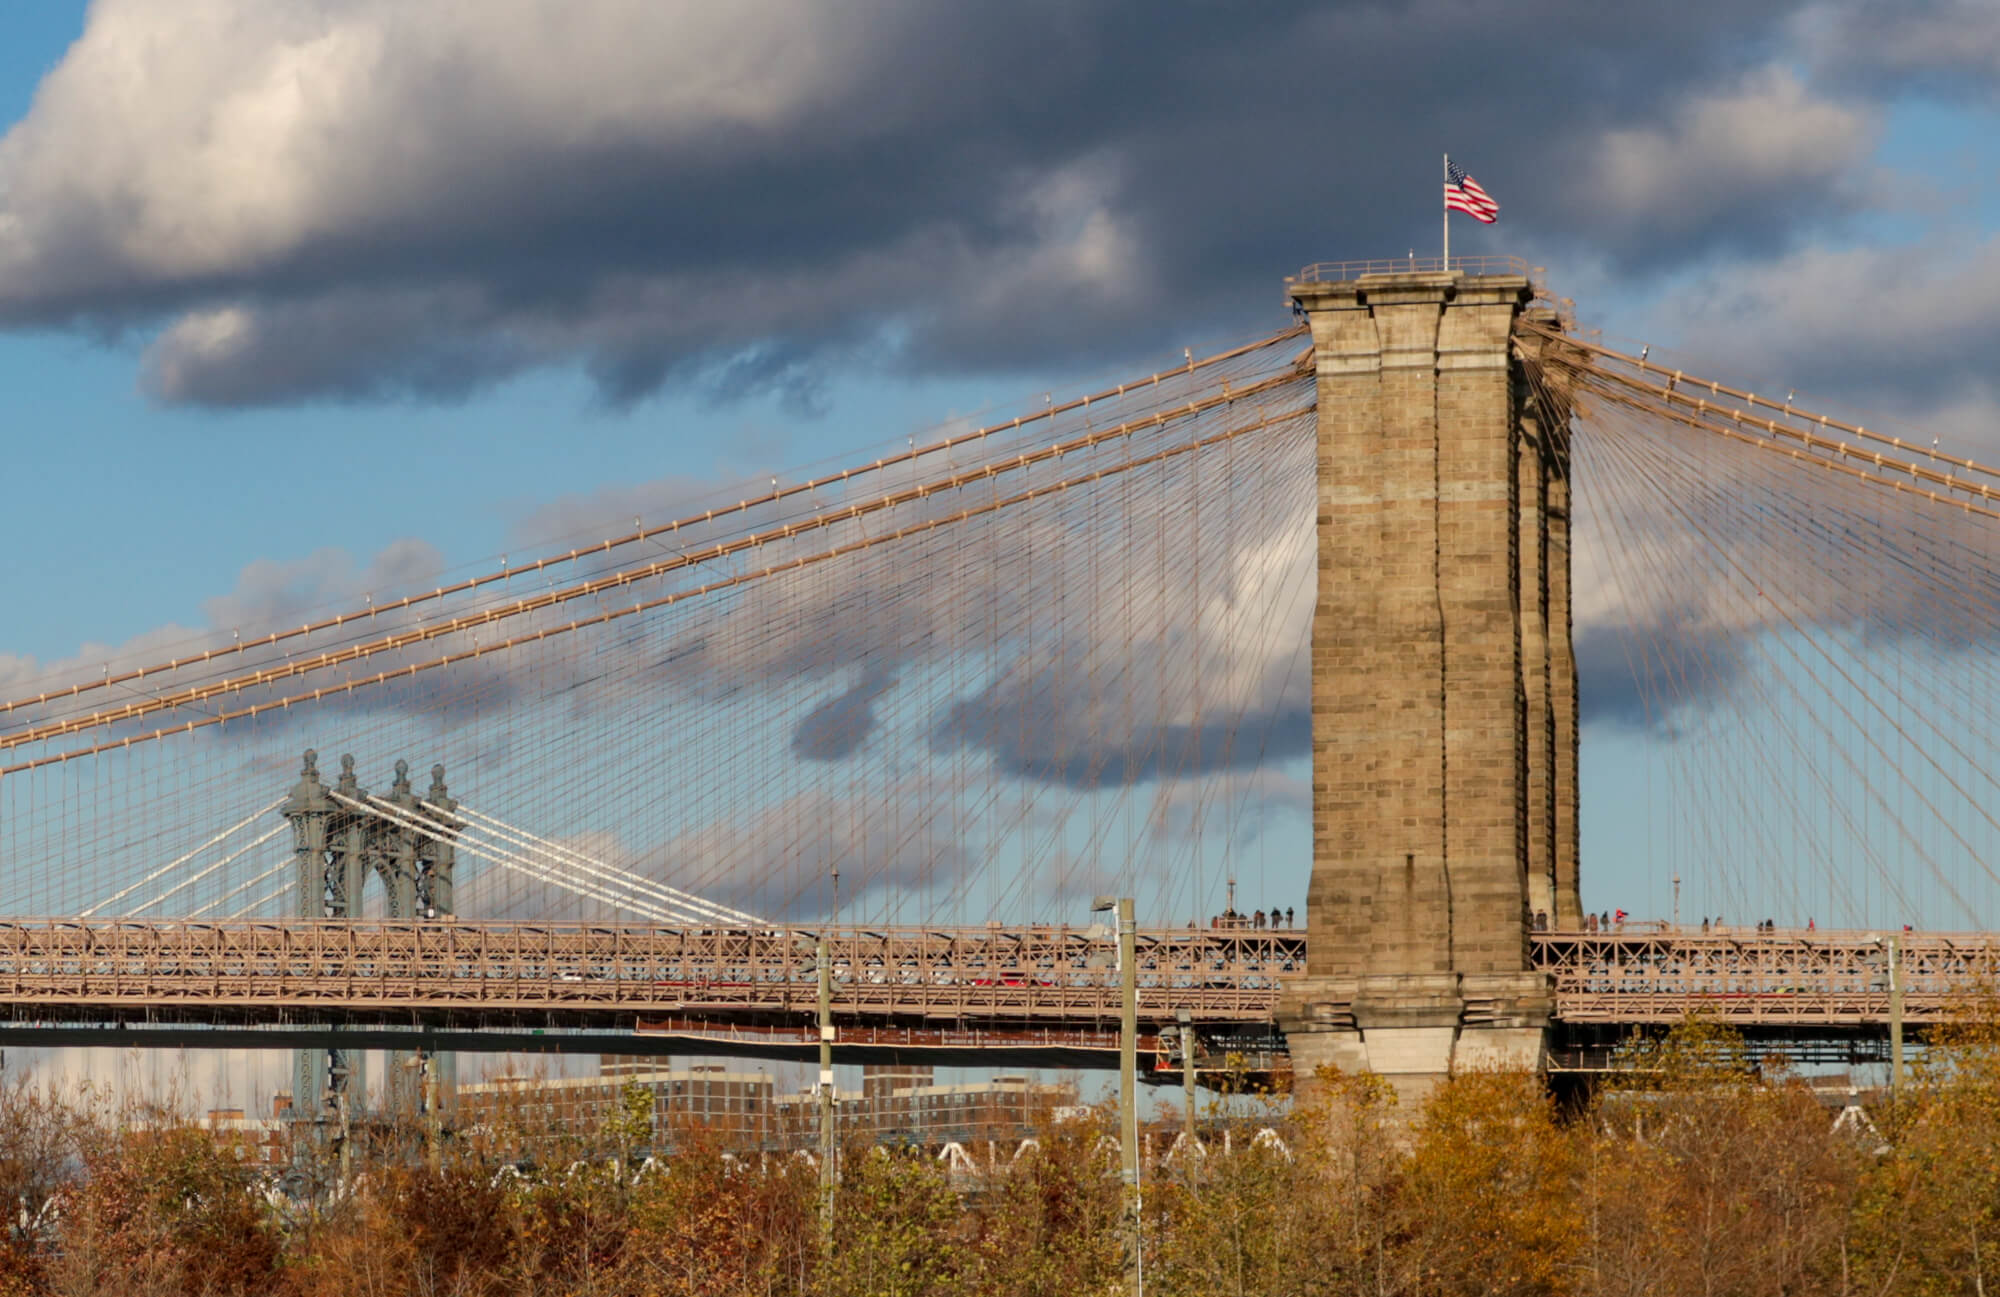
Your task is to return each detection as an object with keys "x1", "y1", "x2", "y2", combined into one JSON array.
[{"x1": 1289, "y1": 255, "x2": 1539, "y2": 284}]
